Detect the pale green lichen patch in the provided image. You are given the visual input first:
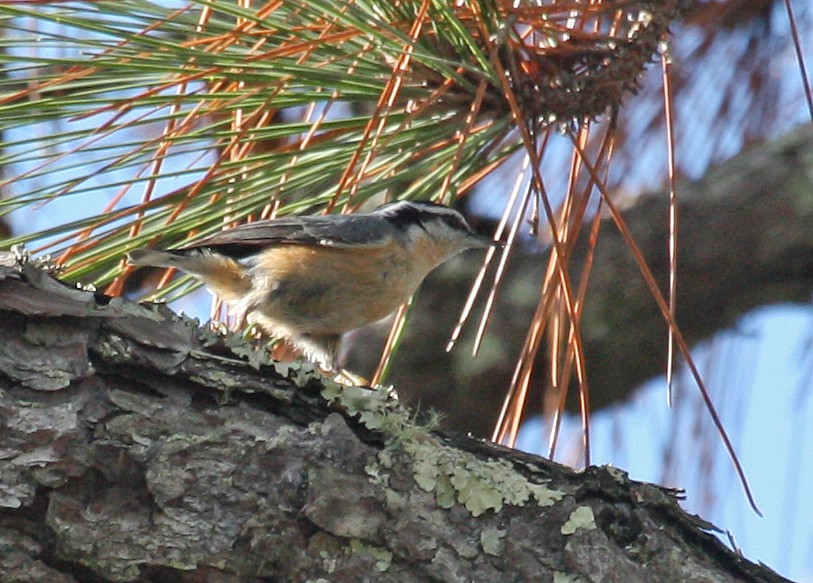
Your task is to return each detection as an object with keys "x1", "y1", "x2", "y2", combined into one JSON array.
[
  {"x1": 603, "y1": 465, "x2": 629, "y2": 482},
  {"x1": 433, "y1": 470, "x2": 457, "y2": 509},
  {"x1": 321, "y1": 383, "x2": 423, "y2": 437},
  {"x1": 347, "y1": 539, "x2": 393, "y2": 572},
  {"x1": 407, "y1": 441, "x2": 564, "y2": 517},
  {"x1": 553, "y1": 571, "x2": 588, "y2": 583},
  {"x1": 449, "y1": 463, "x2": 507, "y2": 515},
  {"x1": 561, "y1": 506, "x2": 597, "y2": 535},
  {"x1": 321, "y1": 384, "x2": 381, "y2": 416},
  {"x1": 198, "y1": 323, "x2": 324, "y2": 385},
  {"x1": 263, "y1": 424, "x2": 302, "y2": 450},
  {"x1": 323, "y1": 384, "x2": 564, "y2": 517},
  {"x1": 480, "y1": 527, "x2": 506, "y2": 556}
]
